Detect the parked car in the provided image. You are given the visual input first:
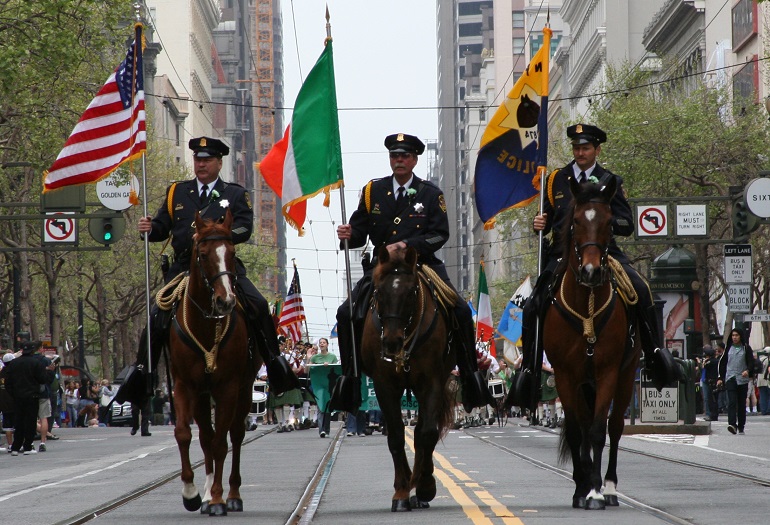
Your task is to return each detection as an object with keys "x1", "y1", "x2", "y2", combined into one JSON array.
[{"x1": 109, "y1": 366, "x2": 136, "y2": 427}]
